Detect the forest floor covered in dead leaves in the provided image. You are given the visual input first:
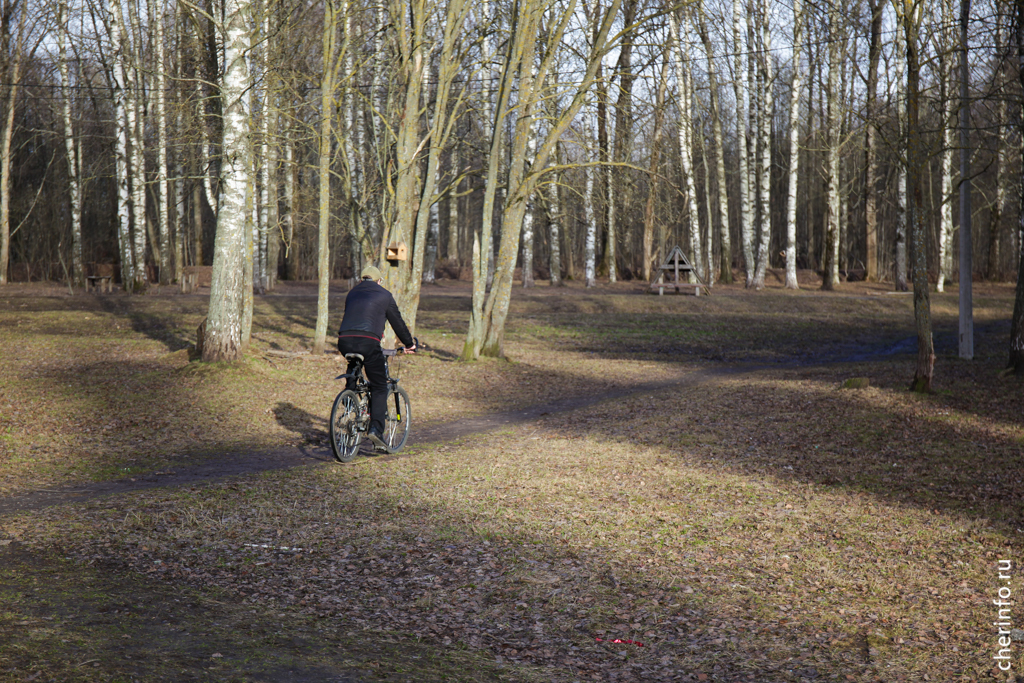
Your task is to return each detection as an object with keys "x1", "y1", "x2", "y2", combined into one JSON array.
[{"x1": 1, "y1": 277, "x2": 1023, "y2": 682}]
